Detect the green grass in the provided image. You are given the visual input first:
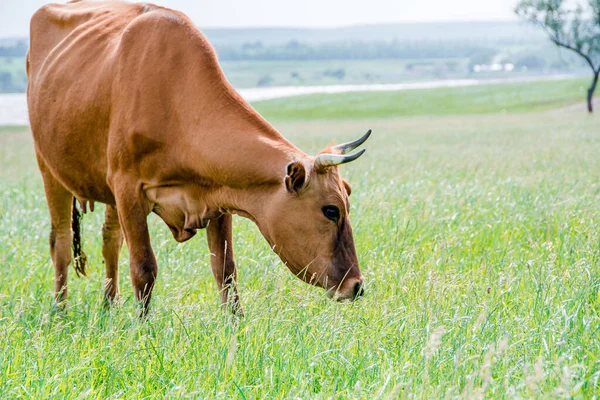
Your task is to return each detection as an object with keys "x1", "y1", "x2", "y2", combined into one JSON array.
[
  {"x1": 1, "y1": 81, "x2": 600, "y2": 398},
  {"x1": 255, "y1": 78, "x2": 591, "y2": 119},
  {"x1": 220, "y1": 58, "x2": 473, "y2": 88},
  {"x1": 0, "y1": 124, "x2": 28, "y2": 133}
]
